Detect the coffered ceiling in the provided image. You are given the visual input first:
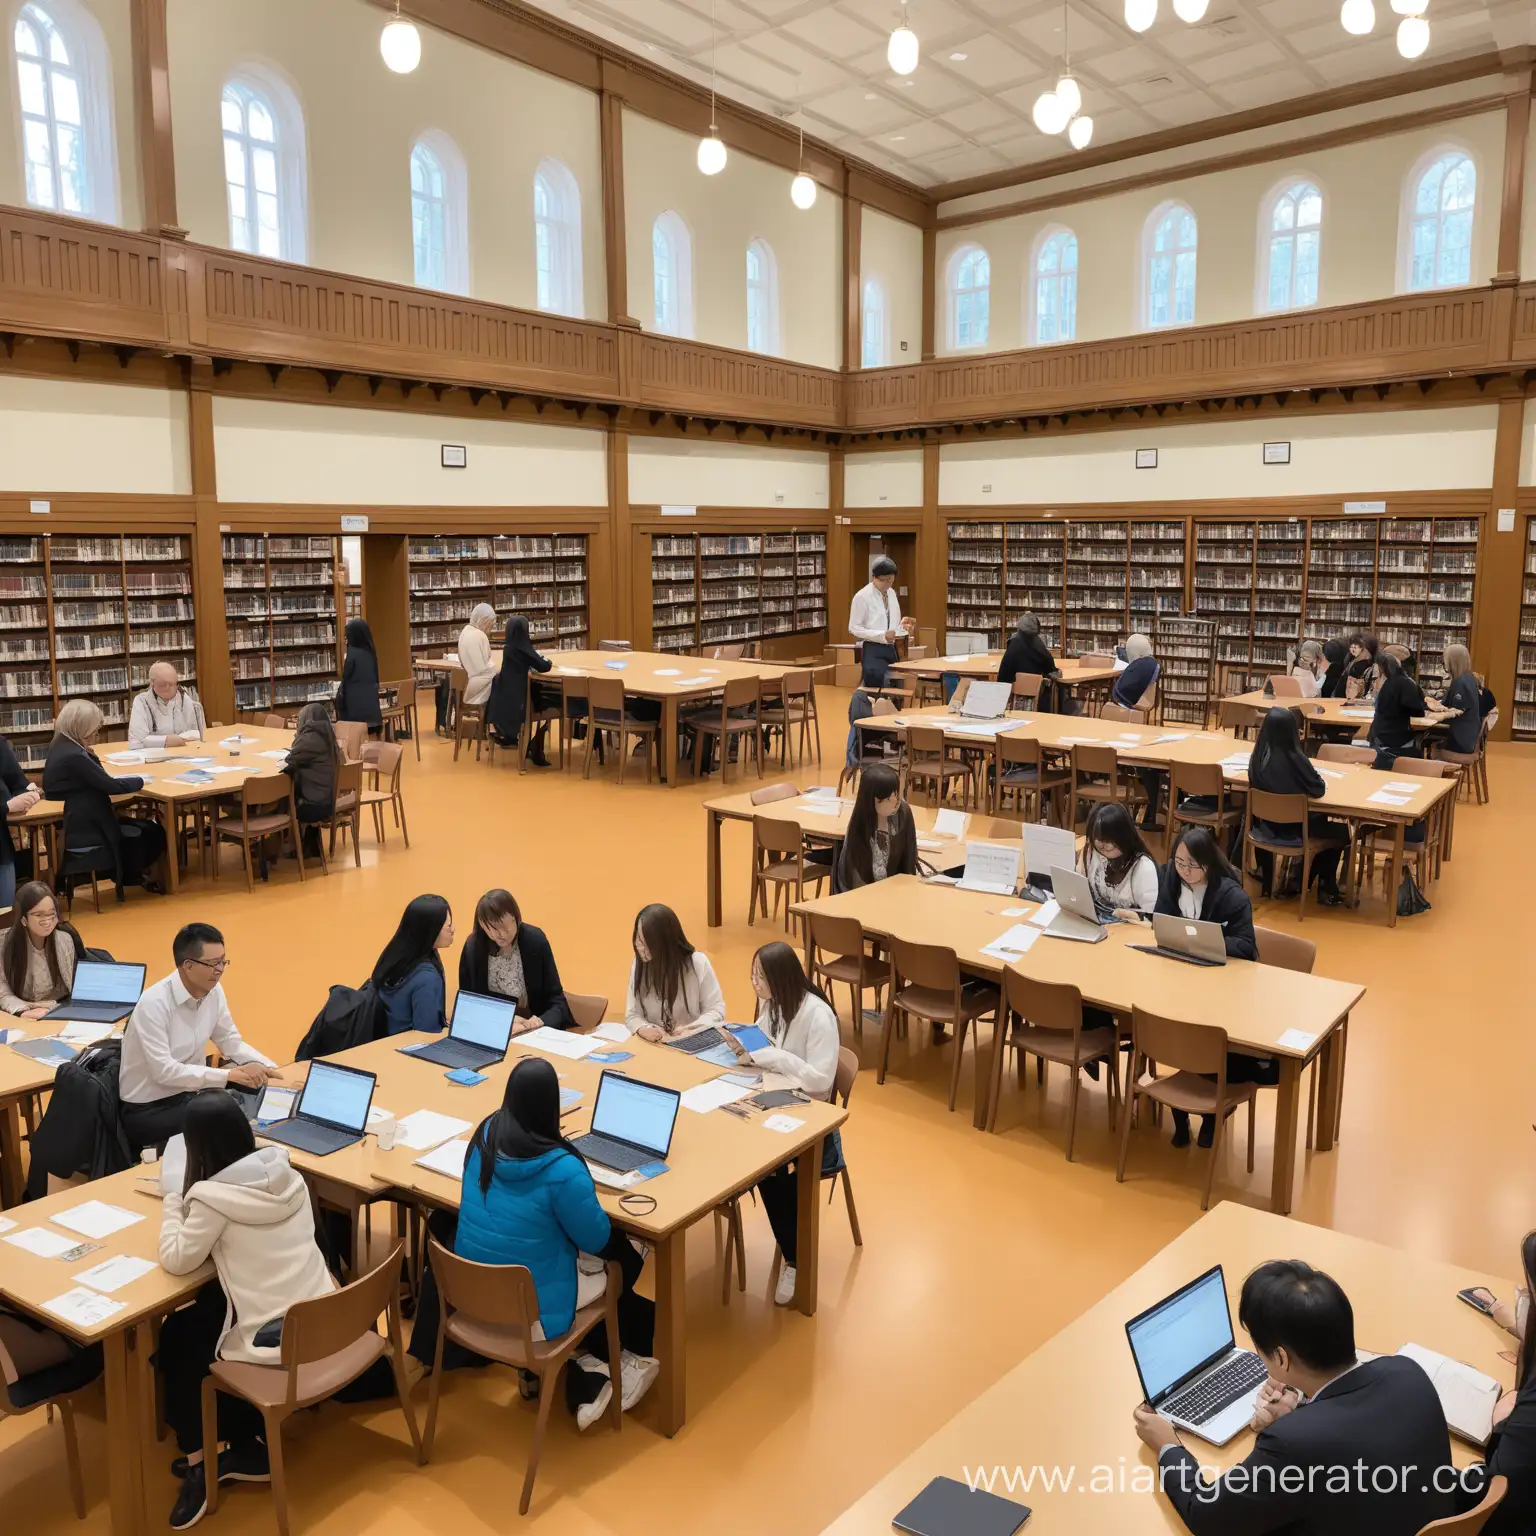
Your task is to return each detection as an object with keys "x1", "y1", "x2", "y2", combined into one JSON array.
[{"x1": 517, "y1": 0, "x2": 1533, "y2": 190}]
